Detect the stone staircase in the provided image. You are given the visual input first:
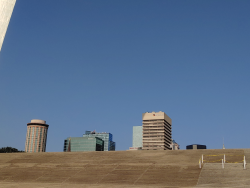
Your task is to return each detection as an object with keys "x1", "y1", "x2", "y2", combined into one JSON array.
[{"x1": 196, "y1": 149, "x2": 250, "y2": 187}]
